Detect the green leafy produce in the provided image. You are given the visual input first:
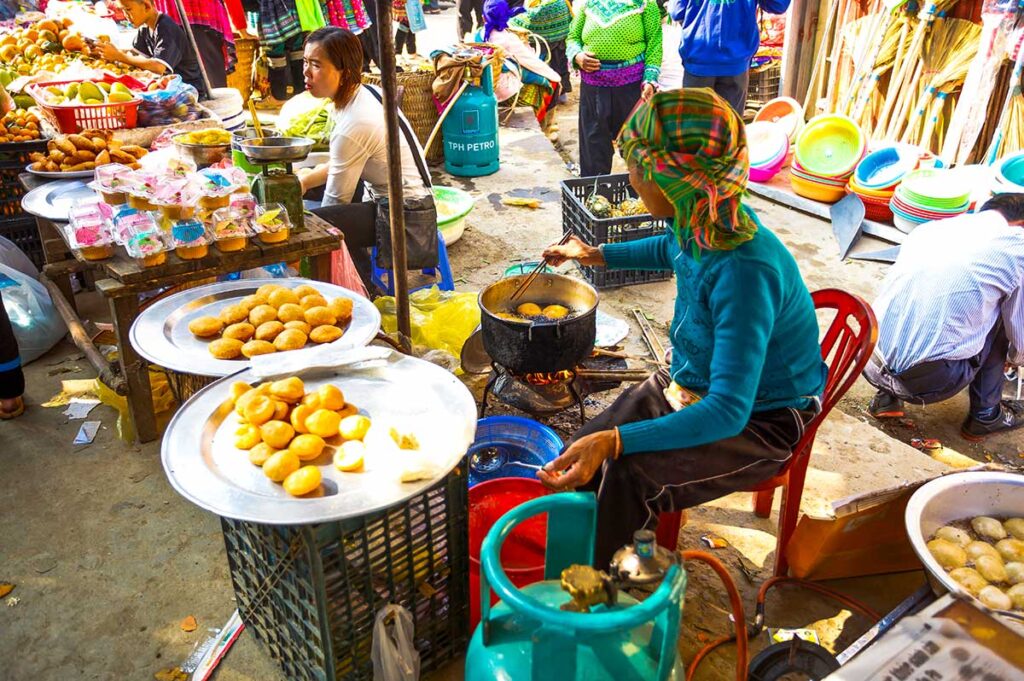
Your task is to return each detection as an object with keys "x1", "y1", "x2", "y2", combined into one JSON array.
[{"x1": 277, "y1": 92, "x2": 334, "y2": 145}]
